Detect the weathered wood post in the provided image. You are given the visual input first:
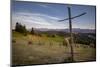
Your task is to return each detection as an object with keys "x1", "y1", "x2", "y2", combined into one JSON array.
[
  {"x1": 68, "y1": 7, "x2": 74, "y2": 62},
  {"x1": 58, "y1": 7, "x2": 86, "y2": 62}
]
